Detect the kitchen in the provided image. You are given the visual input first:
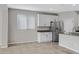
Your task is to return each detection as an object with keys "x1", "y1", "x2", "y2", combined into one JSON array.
[
  {"x1": 8, "y1": 8, "x2": 79, "y2": 53},
  {"x1": 1, "y1": 4, "x2": 79, "y2": 53},
  {"x1": 8, "y1": 8, "x2": 60, "y2": 44}
]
